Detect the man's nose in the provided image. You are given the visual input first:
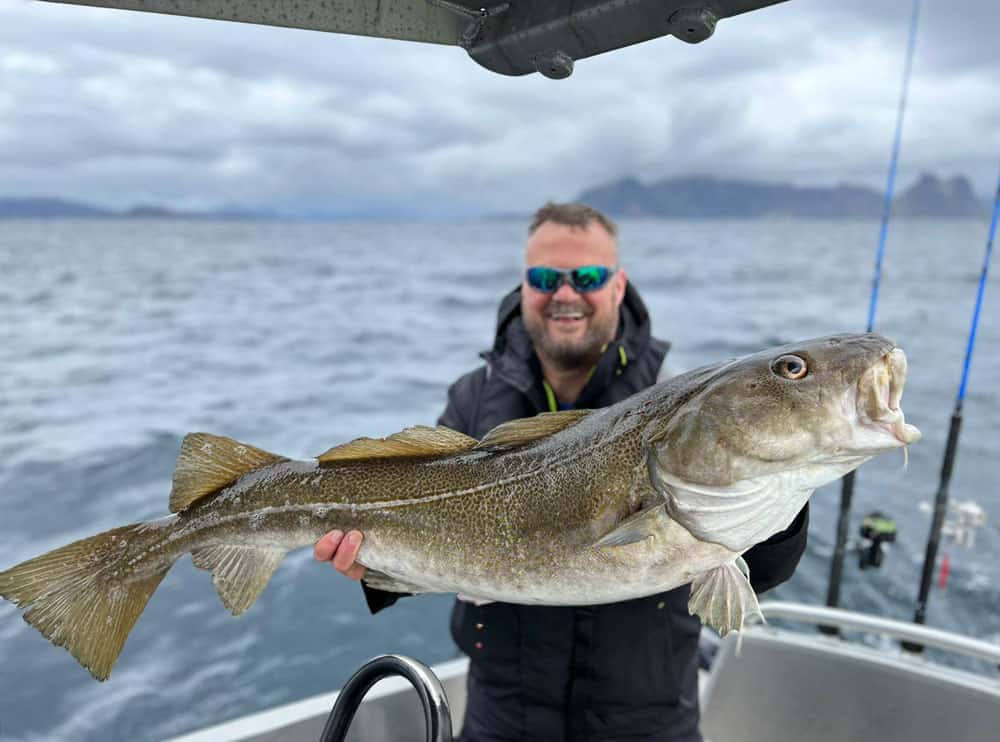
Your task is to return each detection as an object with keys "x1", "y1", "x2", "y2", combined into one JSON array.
[{"x1": 552, "y1": 279, "x2": 580, "y2": 301}]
